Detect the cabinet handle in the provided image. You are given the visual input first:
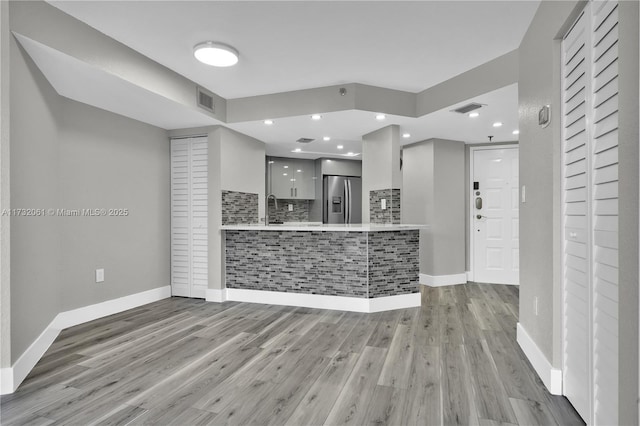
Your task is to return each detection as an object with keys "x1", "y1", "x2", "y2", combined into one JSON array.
[
  {"x1": 291, "y1": 188, "x2": 293, "y2": 197},
  {"x1": 295, "y1": 188, "x2": 297, "y2": 197}
]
